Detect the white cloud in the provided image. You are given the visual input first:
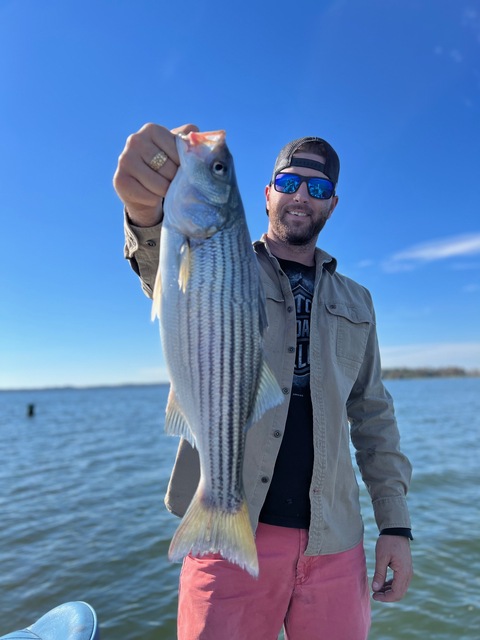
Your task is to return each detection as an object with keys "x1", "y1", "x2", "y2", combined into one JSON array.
[
  {"x1": 462, "y1": 7, "x2": 480, "y2": 42},
  {"x1": 451, "y1": 261, "x2": 480, "y2": 270},
  {"x1": 383, "y1": 233, "x2": 480, "y2": 272},
  {"x1": 450, "y1": 49, "x2": 463, "y2": 63},
  {"x1": 158, "y1": 52, "x2": 184, "y2": 81},
  {"x1": 462, "y1": 283, "x2": 480, "y2": 293},
  {"x1": 356, "y1": 259, "x2": 374, "y2": 269},
  {"x1": 380, "y1": 342, "x2": 480, "y2": 369}
]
